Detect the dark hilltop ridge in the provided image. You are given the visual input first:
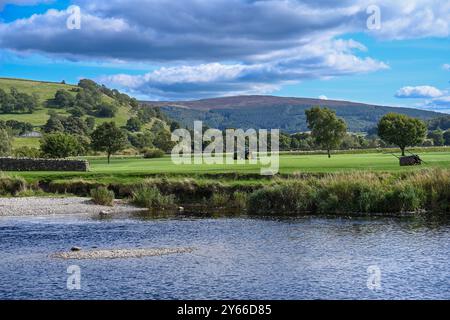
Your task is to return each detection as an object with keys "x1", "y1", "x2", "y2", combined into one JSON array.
[{"x1": 144, "y1": 95, "x2": 443, "y2": 133}]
